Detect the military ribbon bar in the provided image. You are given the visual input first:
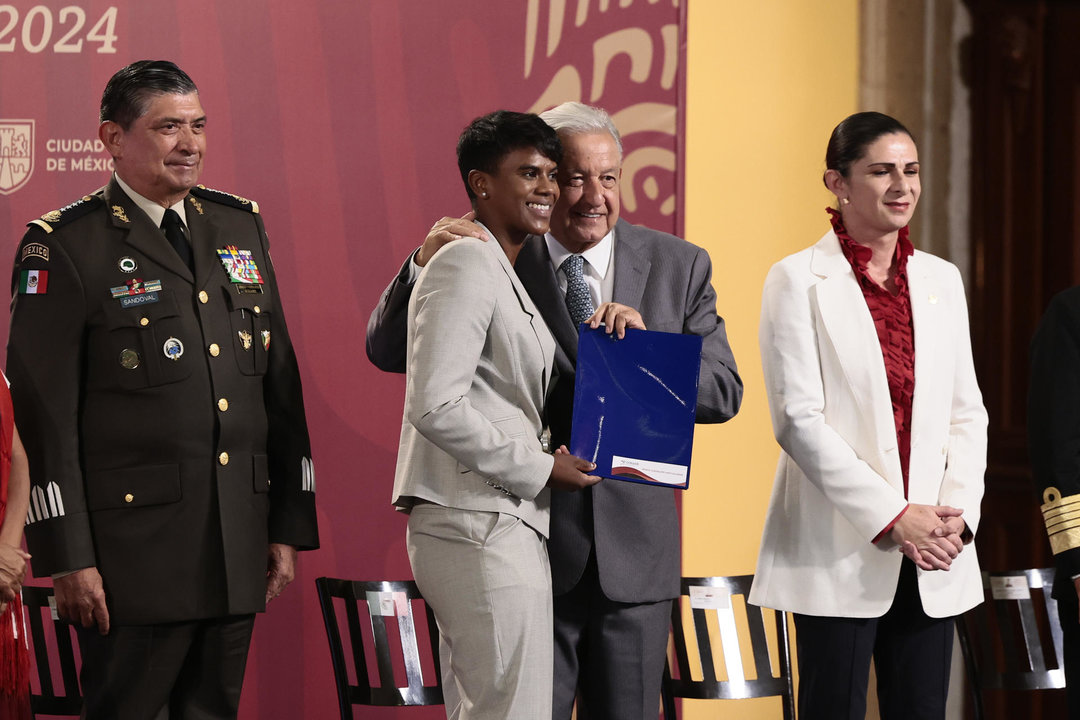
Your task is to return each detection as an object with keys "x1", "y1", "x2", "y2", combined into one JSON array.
[{"x1": 216, "y1": 245, "x2": 264, "y2": 285}]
